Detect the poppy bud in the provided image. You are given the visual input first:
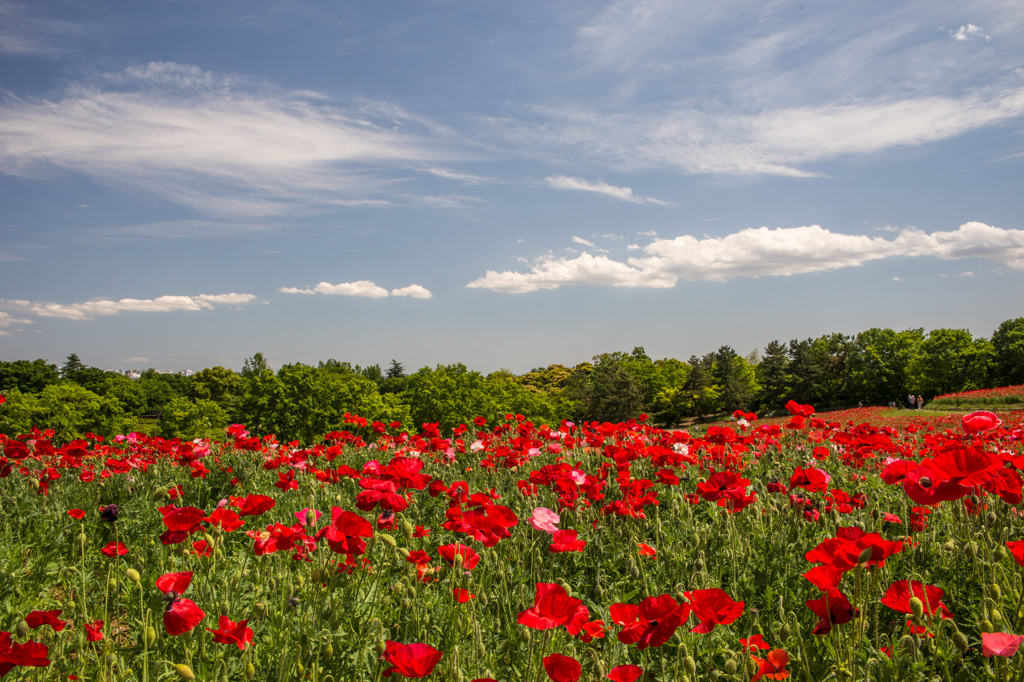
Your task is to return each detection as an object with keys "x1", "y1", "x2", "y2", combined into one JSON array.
[
  {"x1": 953, "y1": 630, "x2": 969, "y2": 653},
  {"x1": 683, "y1": 656, "x2": 697, "y2": 677},
  {"x1": 557, "y1": 581, "x2": 572, "y2": 598},
  {"x1": 306, "y1": 509, "x2": 318, "y2": 527},
  {"x1": 857, "y1": 547, "x2": 875, "y2": 565},
  {"x1": 245, "y1": 663, "x2": 256, "y2": 680},
  {"x1": 296, "y1": 663, "x2": 305, "y2": 676},
  {"x1": 378, "y1": 533, "x2": 397, "y2": 548},
  {"x1": 324, "y1": 644, "x2": 334, "y2": 661},
  {"x1": 988, "y1": 583, "x2": 1002, "y2": 600},
  {"x1": 943, "y1": 540, "x2": 955, "y2": 553},
  {"x1": 967, "y1": 541, "x2": 978, "y2": 559},
  {"x1": 401, "y1": 520, "x2": 415, "y2": 540},
  {"x1": 108, "y1": 578, "x2": 119, "y2": 591},
  {"x1": 900, "y1": 634, "x2": 917, "y2": 652},
  {"x1": 171, "y1": 663, "x2": 195, "y2": 680},
  {"x1": 78, "y1": 532, "x2": 88, "y2": 545},
  {"x1": 992, "y1": 611, "x2": 1004, "y2": 626},
  {"x1": 780, "y1": 624, "x2": 791, "y2": 640},
  {"x1": 981, "y1": 619, "x2": 993, "y2": 633},
  {"x1": 909, "y1": 597, "x2": 925, "y2": 619},
  {"x1": 126, "y1": 568, "x2": 141, "y2": 583},
  {"x1": 994, "y1": 545, "x2": 1007, "y2": 561},
  {"x1": 254, "y1": 602, "x2": 266, "y2": 615},
  {"x1": 374, "y1": 639, "x2": 388, "y2": 656},
  {"x1": 146, "y1": 626, "x2": 157, "y2": 646},
  {"x1": 16, "y1": 619, "x2": 29, "y2": 638},
  {"x1": 724, "y1": 659, "x2": 738, "y2": 674}
]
